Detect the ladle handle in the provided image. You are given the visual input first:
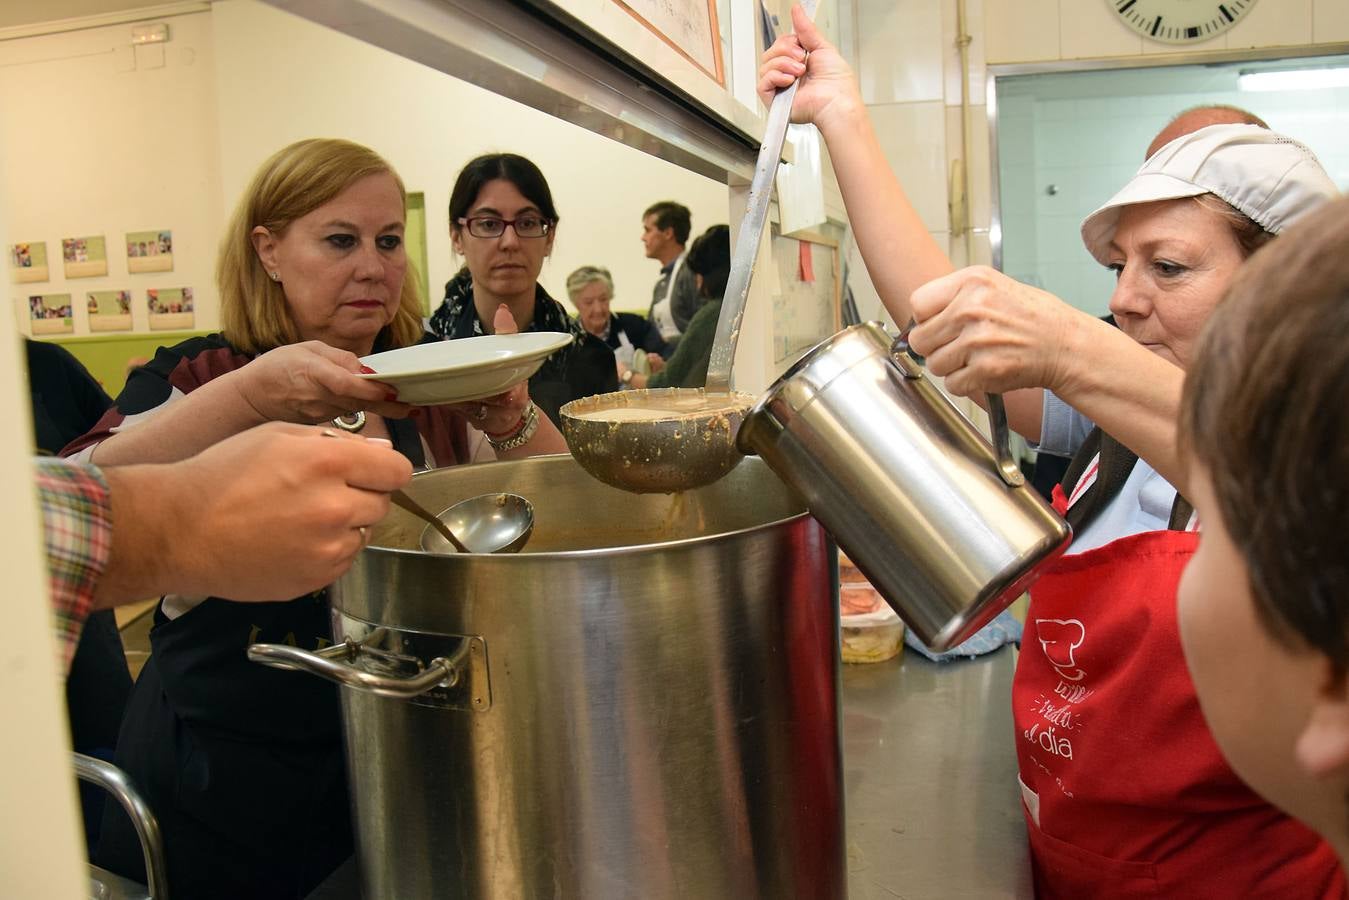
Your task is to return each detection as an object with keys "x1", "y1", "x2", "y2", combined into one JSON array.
[
  {"x1": 705, "y1": 0, "x2": 818, "y2": 394},
  {"x1": 892, "y1": 321, "x2": 1025, "y2": 489},
  {"x1": 390, "y1": 489, "x2": 471, "y2": 553},
  {"x1": 248, "y1": 640, "x2": 459, "y2": 699}
]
